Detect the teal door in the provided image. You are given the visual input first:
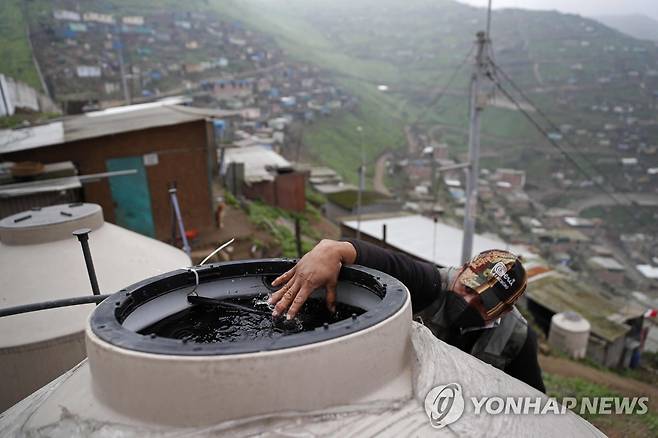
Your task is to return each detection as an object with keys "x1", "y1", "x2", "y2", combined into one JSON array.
[{"x1": 106, "y1": 156, "x2": 156, "y2": 237}]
